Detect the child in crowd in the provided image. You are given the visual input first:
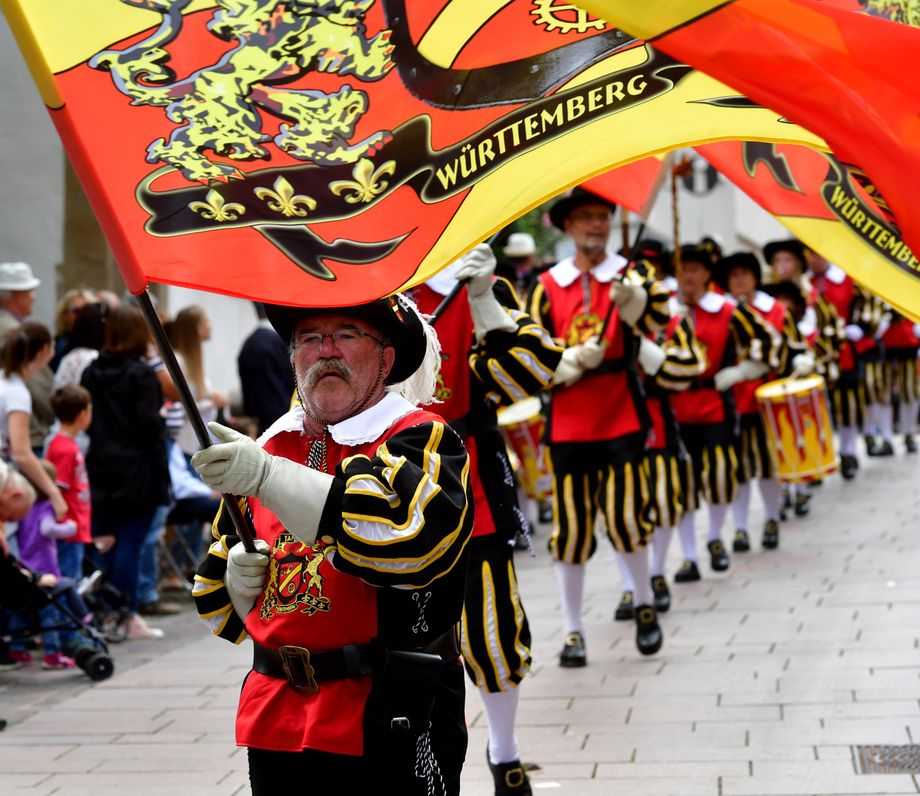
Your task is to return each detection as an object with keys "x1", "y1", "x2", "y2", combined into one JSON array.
[
  {"x1": 45, "y1": 386, "x2": 92, "y2": 582},
  {"x1": 7, "y1": 460, "x2": 91, "y2": 669}
]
